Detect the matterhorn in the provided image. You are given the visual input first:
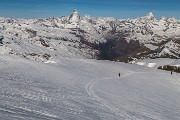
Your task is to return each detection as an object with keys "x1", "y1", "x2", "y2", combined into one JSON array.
[{"x1": 68, "y1": 9, "x2": 80, "y2": 24}]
